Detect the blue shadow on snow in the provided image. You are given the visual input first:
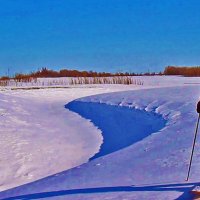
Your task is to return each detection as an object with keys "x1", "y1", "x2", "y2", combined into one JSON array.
[
  {"x1": 0, "y1": 102, "x2": 195, "y2": 200},
  {"x1": 65, "y1": 101, "x2": 166, "y2": 160},
  {"x1": 2, "y1": 182, "x2": 198, "y2": 200}
]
